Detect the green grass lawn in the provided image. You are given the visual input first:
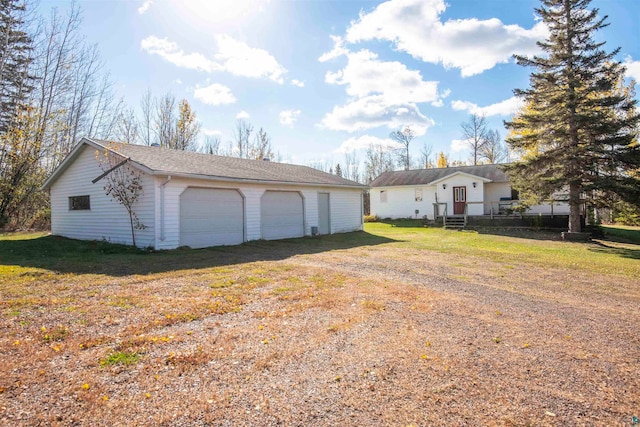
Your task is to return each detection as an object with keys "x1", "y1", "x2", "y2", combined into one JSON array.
[
  {"x1": 1, "y1": 223, "x2": 638, "y2": 279},
  {"x1": 364, "y1": 221, "x2": 640, "y2": 278},
  {"x1": 601, "y1": 224, "x2": 640, "y2": 244}
]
